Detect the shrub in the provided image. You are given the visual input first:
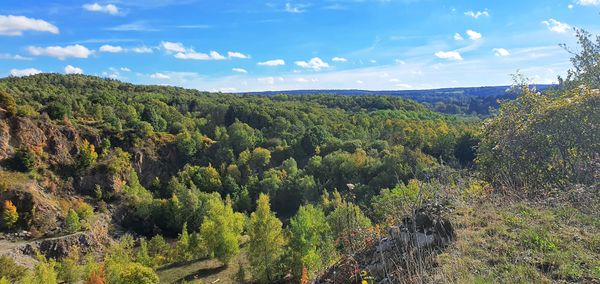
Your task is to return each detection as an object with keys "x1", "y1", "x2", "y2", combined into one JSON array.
[
  {"x1": 0, "y1": 255, "x2": 27, "y2": 282},
  {"x1": 65, "y1": 209, "x2": 81, "y2": 233},
  {"x1": 0, "y1": 90, "x2": 16, "y2": 116},
  {"x1": 77, "y1": 140, "x2": 98, "y2": 169},
  {"x1": 13, "y1": 148, "x2": 35, "y2": 172}
]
